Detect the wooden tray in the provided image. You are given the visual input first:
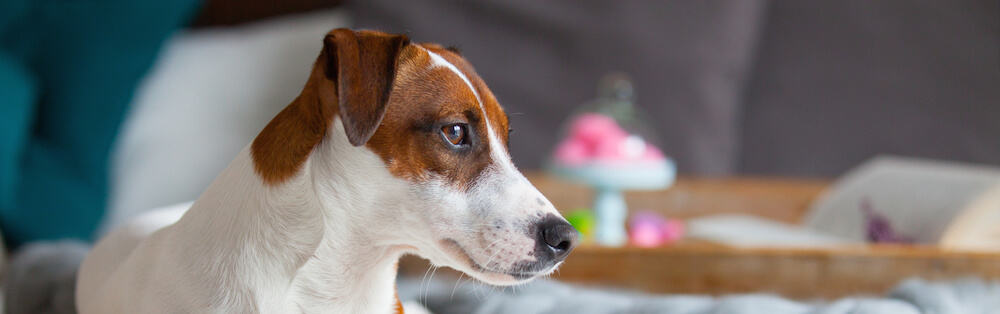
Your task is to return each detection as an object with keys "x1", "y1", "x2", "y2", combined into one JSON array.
[
  {"x1": 527, "y1": 173, "x2": 828, "y2": 224},
  {"x1": 555, "y1": 243, "x2": 1000, "y2": 299},
  {"x1": 399, "y1": 174, "x2": 1000, "y2": 299}
]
